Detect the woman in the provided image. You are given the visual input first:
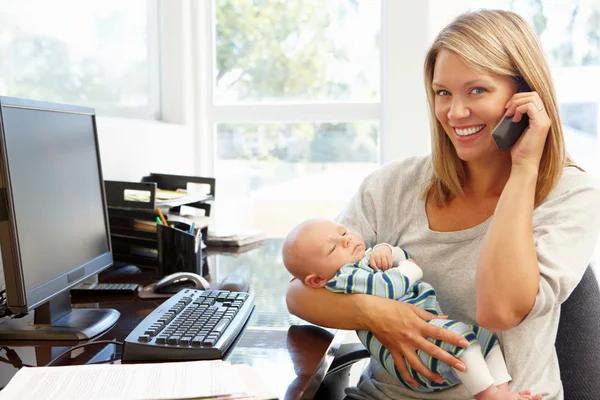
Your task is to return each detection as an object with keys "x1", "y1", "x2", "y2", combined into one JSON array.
[{"x1": 286, "y1": 9, "x2": 600, "y2": 400}]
